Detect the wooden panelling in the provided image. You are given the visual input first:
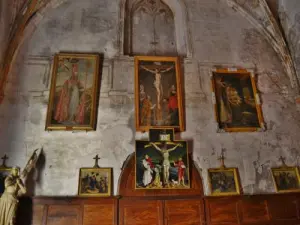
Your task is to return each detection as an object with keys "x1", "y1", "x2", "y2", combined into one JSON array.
[
  {"x1": 206, "y1": 197, "x2": 240, "y2": 225},
  {"x1": 268, "y1": 196, "x2": 299, "y2": 221},
  {"x1": 46, "y1": 205, "x2": 81, "y2": 225},
  {"x1": 119, "y1": 200, "x2": 163, "y2": 225},
  {"x1": 239, "y1": 199, "x2": 269, "y2": 224},
  {"x1": 32, "y1": 205, "x2": 45, "y2": 225},
  {"x1": 83, "y1": 204, "x2": 115, "y2": 225},
  {"x1": 164, "y1": 199, "x2": 204, "y2": 225}
]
